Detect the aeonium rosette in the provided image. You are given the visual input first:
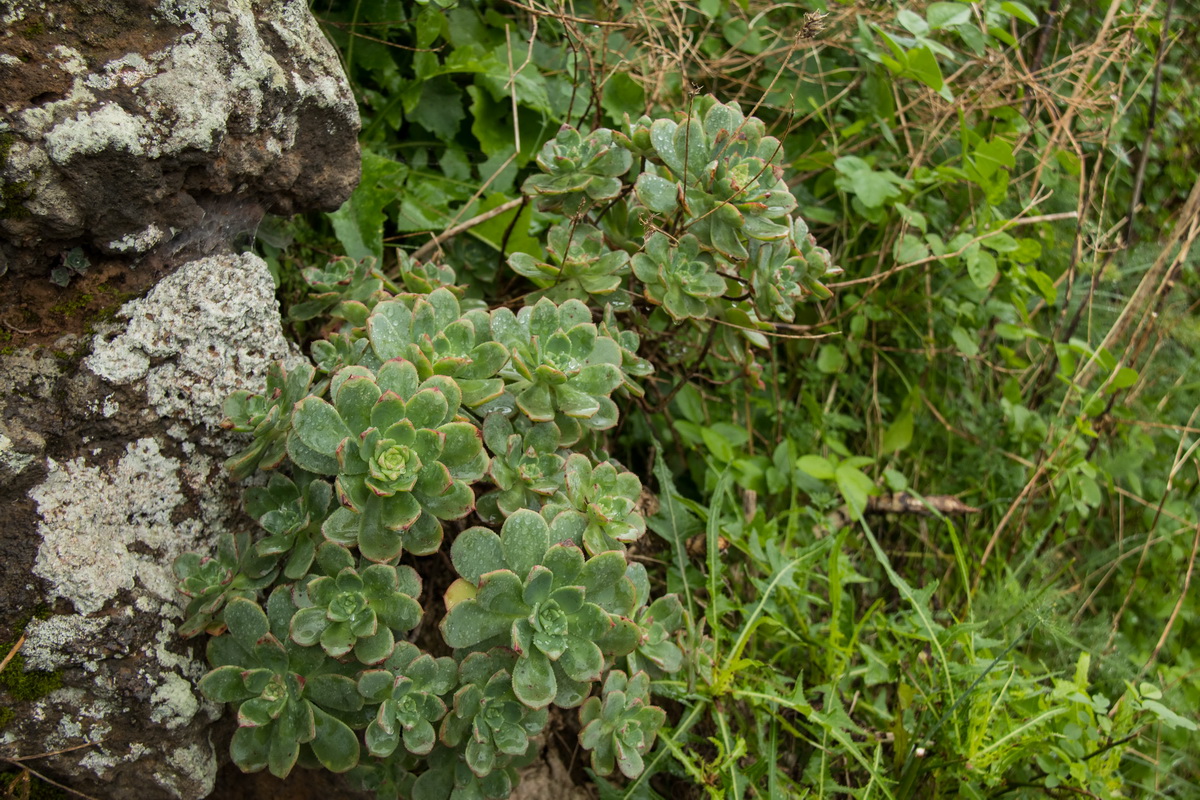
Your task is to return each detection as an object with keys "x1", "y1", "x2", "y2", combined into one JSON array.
[
  {"x1": 287, "y1": 359, "x2": 488, "y2": 563},
  {"x1": 440, "y1": 509, "x2": 641, "y2": 709}
]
